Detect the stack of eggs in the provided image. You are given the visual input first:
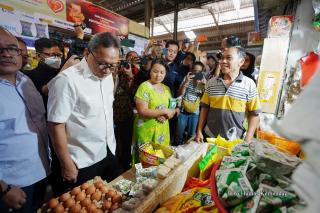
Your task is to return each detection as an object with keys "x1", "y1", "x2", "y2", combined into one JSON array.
[{"x1": 45, "y1": 177, "x2": 123, "y2": 213}]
